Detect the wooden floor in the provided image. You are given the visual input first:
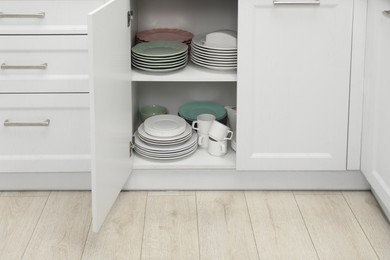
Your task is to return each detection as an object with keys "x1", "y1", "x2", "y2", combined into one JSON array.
[{"x1": 1, "y1": 191, "x2": 390, "y2": 260}]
